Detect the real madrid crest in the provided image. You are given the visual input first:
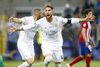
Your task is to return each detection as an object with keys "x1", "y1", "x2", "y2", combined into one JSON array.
[{"x1": 55, "y1": 24, "x2": 58, "y2": 27}]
